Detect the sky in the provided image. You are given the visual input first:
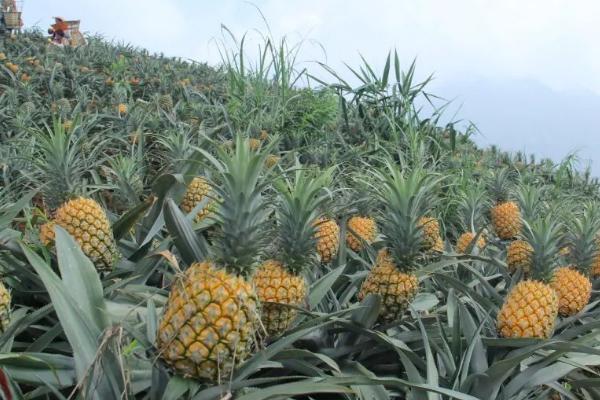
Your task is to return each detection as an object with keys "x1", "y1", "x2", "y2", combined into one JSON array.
[{"x1": 23, "y1": 0, "x2": 600, "y2": 174}]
